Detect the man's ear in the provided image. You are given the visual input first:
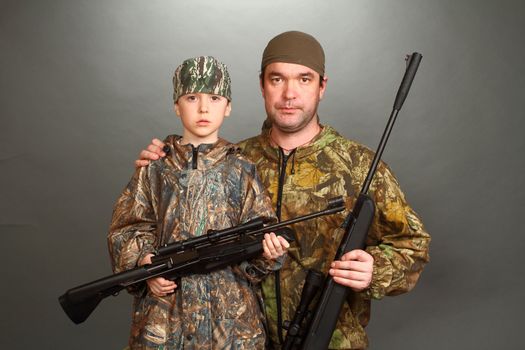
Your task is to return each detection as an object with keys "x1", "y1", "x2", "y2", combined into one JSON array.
[
  {"x1": 224, "y1": 101, "x2": 232, "y2": 117},
  {"x1": 259, "y1": 77, "x2": 266, "y2": 98},
  {"x1": 319, "y1": 75, "x2": 328, "y2": 100}
]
